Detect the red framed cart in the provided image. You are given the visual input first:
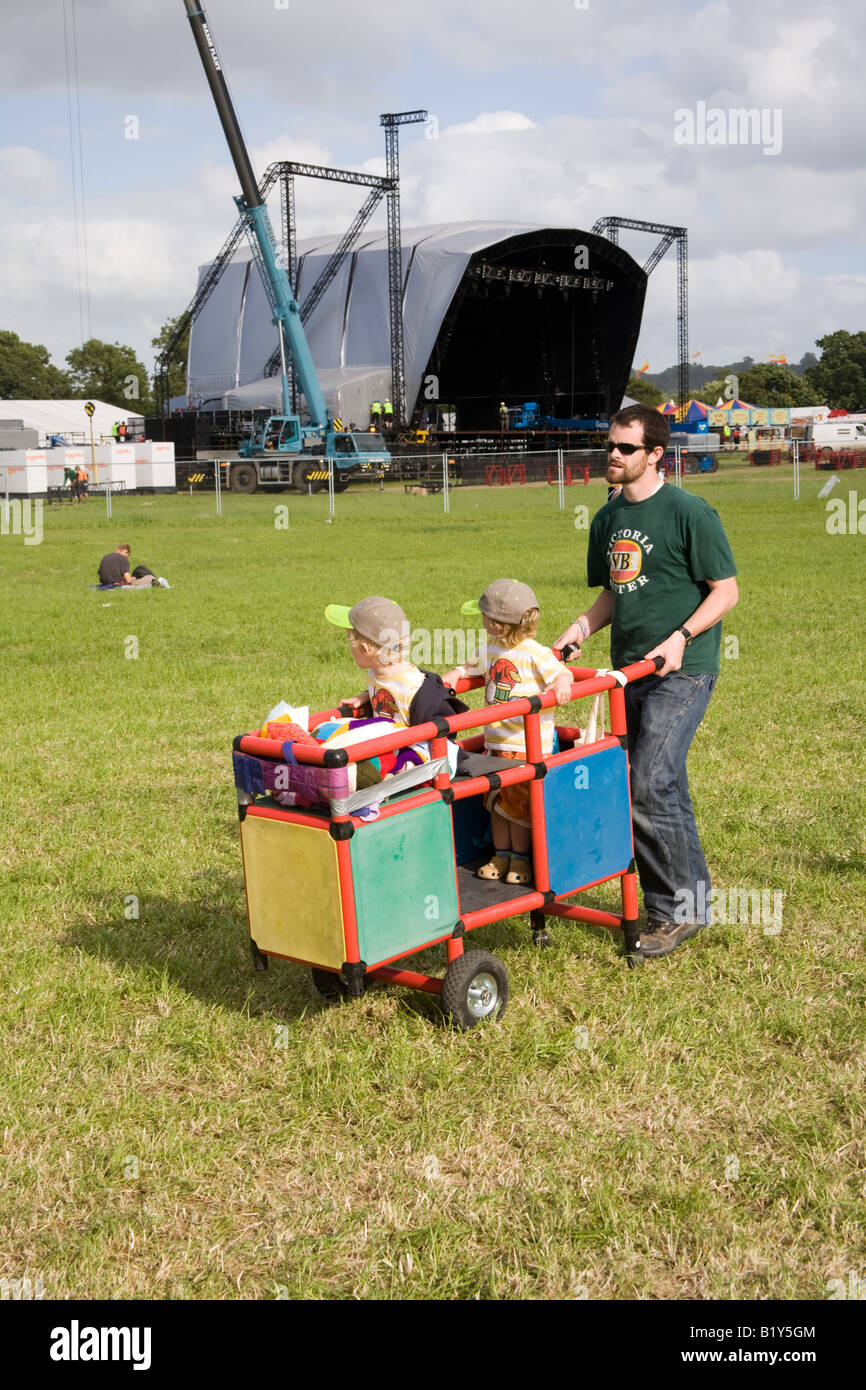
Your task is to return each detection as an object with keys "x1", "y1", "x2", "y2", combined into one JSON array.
[{"x1": 232, "y1": 654, "x2": 663, "y2": 1028}]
